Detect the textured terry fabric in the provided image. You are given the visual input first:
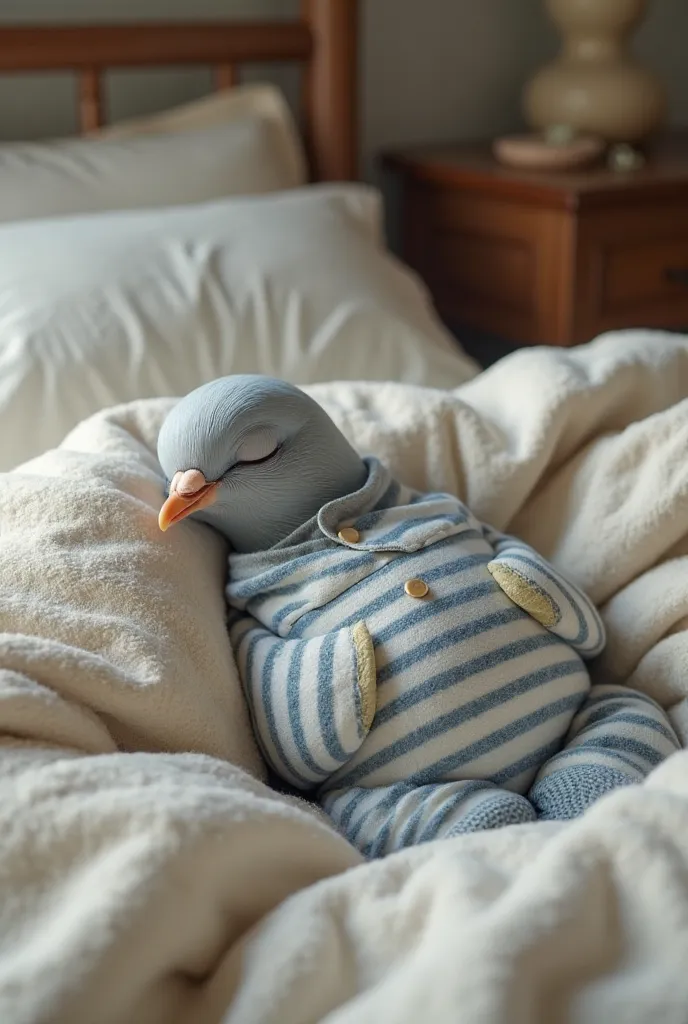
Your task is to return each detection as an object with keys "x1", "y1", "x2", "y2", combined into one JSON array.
[{"x1": 222, "y1": 457, "x2": 673, "y2": 856}]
